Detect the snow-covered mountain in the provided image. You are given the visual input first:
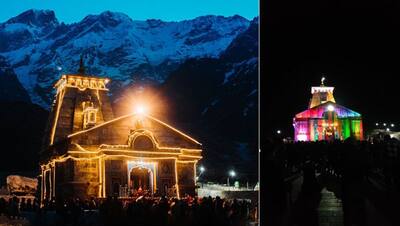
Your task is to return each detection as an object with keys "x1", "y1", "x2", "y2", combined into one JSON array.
[
  {"x1": 160, "y1": 18, "x2": 258, "y2": 180},
  {"x1": 0, "y1": 9, "x2": 250, "y2": 107}
]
